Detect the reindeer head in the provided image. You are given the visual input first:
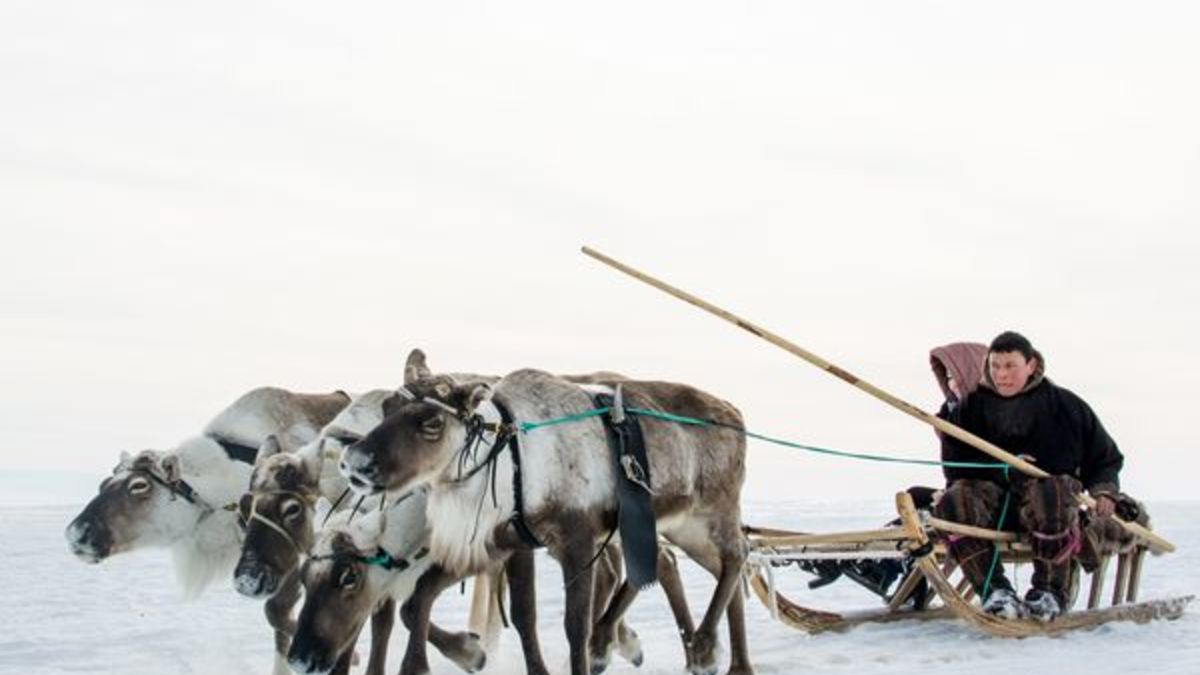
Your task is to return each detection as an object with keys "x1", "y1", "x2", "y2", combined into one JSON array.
[
  {"x1": 340, "y1": 349, "x2": 493, "y2": 497},
  {"x1": 288, "y1": 510, "x2": 391, "y2": 675},
  {"x1": 66, "y1": 449, "x2": 201, "y2": 563},
  {"x1": 233, "y1": 436, "x2": 322, "y2": 598}
]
